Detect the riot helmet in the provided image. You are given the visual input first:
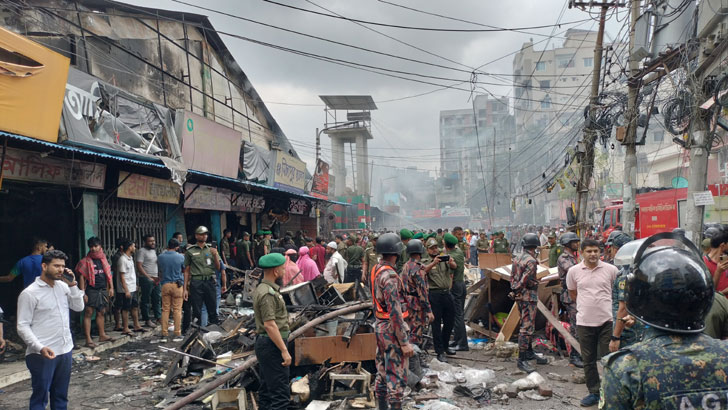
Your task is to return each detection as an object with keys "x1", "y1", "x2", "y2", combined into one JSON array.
[
  {"x1": 558, "y1": 232, "x2": 579, "y2": 246},
  {"x1": 406, "y1": 239, "x2": 425, "y2": 255},
  {"x1": 626, "y1": 232, "x2": 714, "y2": 334},
  {"x1": 376, "y1": 233, "x2": 404, "y2": 255},
  {"x1": 521, "y1": 233, "x2": 540, "y2": 249}
]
